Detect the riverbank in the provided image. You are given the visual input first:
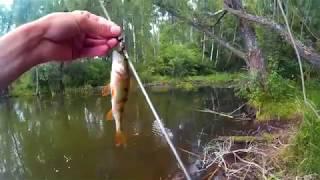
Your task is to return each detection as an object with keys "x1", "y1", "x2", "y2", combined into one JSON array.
[
  {"x1": 142, "y1": 72, "x2": 243, "y2": 90},
  {"x1": 7, "y1": 72, "x2": 244, "y2": 97},
  {"x1": 170, "y1": 114, "x2": 304, "y2": 179},
  {"x1": 182, "y1": 81, "x2": 320, "y2": 179}
]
